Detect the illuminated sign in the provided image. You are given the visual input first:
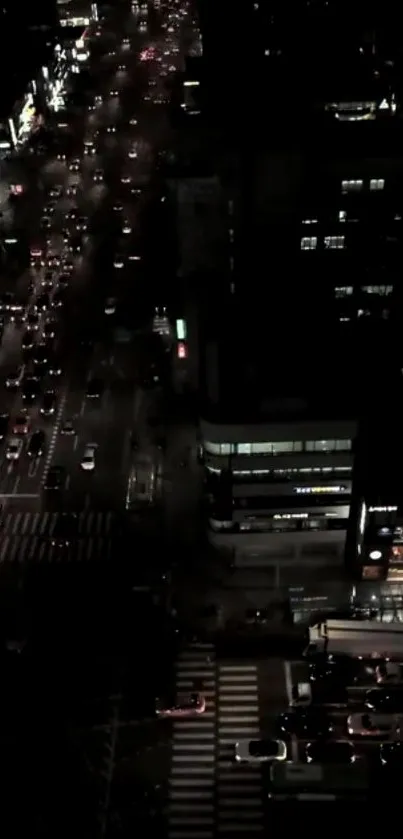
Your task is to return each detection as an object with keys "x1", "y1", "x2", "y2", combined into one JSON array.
[
  {"x1": 294, "y1": 486, "x2": 347, "y2": 495},
  {"x1": 60, "y1": 16, "x2": 90, "y2": 26},
  {"x1": 369, "y1": 506, "x2": 397, "y2": 513},
  {"x1": 369, "y1": 550, "x2": 383, "y2": 560},
  {"x1": 273, "y1": 513, "x2": 308, "y2": 520}
]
